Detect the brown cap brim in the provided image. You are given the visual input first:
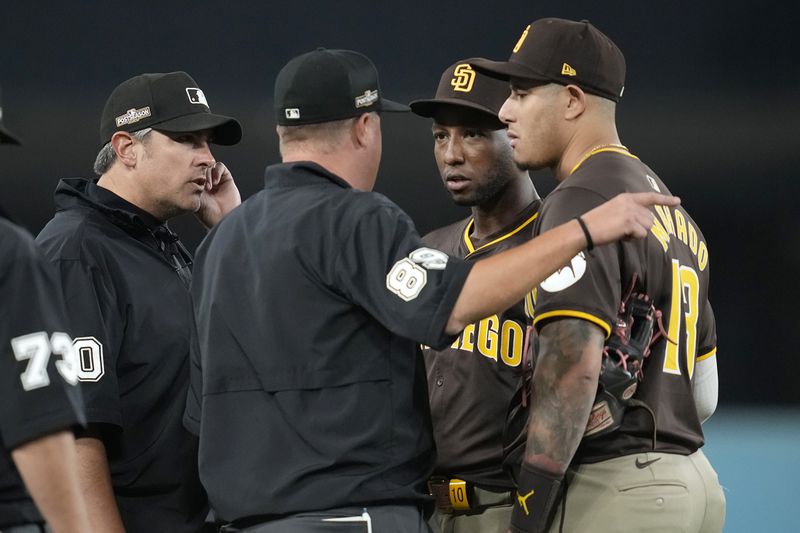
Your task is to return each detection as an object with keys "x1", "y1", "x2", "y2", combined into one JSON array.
[
  {"x1": 409, "y1": 98, "x2": 504, "y2": 129},
  {"x1": 469, "y1": 57, "x2": 551, "y2": 83}
]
